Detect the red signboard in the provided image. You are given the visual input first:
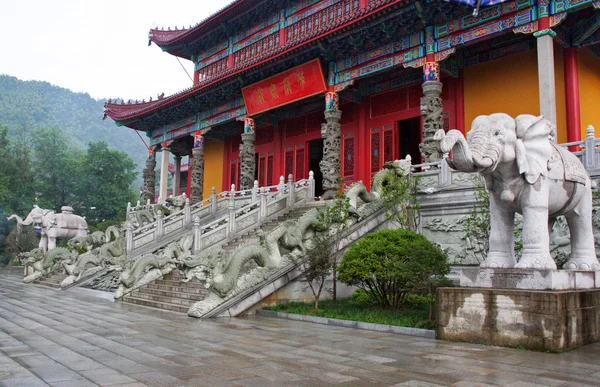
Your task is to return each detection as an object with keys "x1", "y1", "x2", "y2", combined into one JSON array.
[{"x1": 242, "y1": 59, "x2": 327, "y2": 116}]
